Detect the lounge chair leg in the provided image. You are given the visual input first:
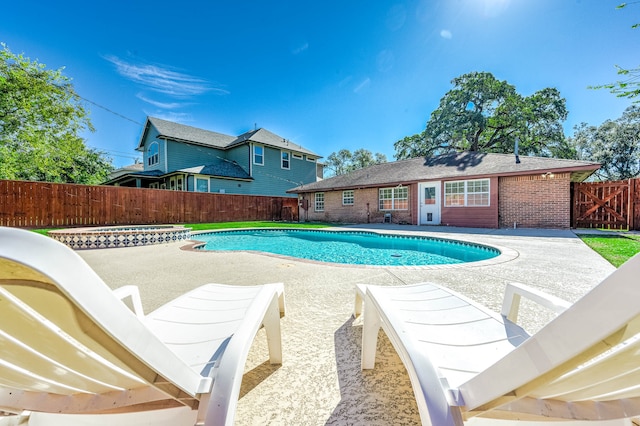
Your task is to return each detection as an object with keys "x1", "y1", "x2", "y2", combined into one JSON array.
[
  {"x1": 354, "y1": 284, "x2": 366, "y2": 318},
  {"x1": 361, "y1": 291, "x2": 381, "y2": 370},
  {"x1": 263, "y1": 293, "x2": 283, "y2": 365}
]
